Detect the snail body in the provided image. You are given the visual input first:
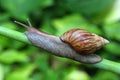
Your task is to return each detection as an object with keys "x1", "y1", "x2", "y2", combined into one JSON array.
[{"x1": 14, "y1": 19, "x2": 109, "y2": 64}]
